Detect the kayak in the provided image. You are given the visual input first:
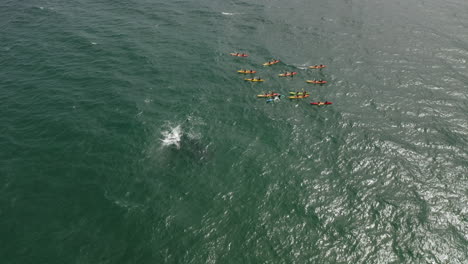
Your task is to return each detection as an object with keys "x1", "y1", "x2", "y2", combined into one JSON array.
[
  {"x1": 263, "y1": 60, "x2": 280, "y2": 66},
  {"x1": 306, "y1": 80, "x2": 327, "y2": 84},
  {"x1": 311, "y1": 102, "x2": 333, "y2": 105},
  {"x1": 288, "y1": 94, "x2": 310, "y2": 99},
  {"x1": 230, "y1": 53, "x2": 248, "y2": 57},
  {"x1": 237, "y1": 70, "x2": 257, "y2": 74},
  {"x1": 309, "y1": 65, "x2": 326, "y2": 69},
  {"x1": 289, "y1": 92, "x2": 309, "y2": 95},
  {"x1": 245, "y1": 78, "x2": 265, "y2": 82},
  {"x1": 257, "y1": 93, "x2": 280, "y2": 98},
  {"x1": 278, "y1": 72, "x2": 297, "y2": 77}
]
